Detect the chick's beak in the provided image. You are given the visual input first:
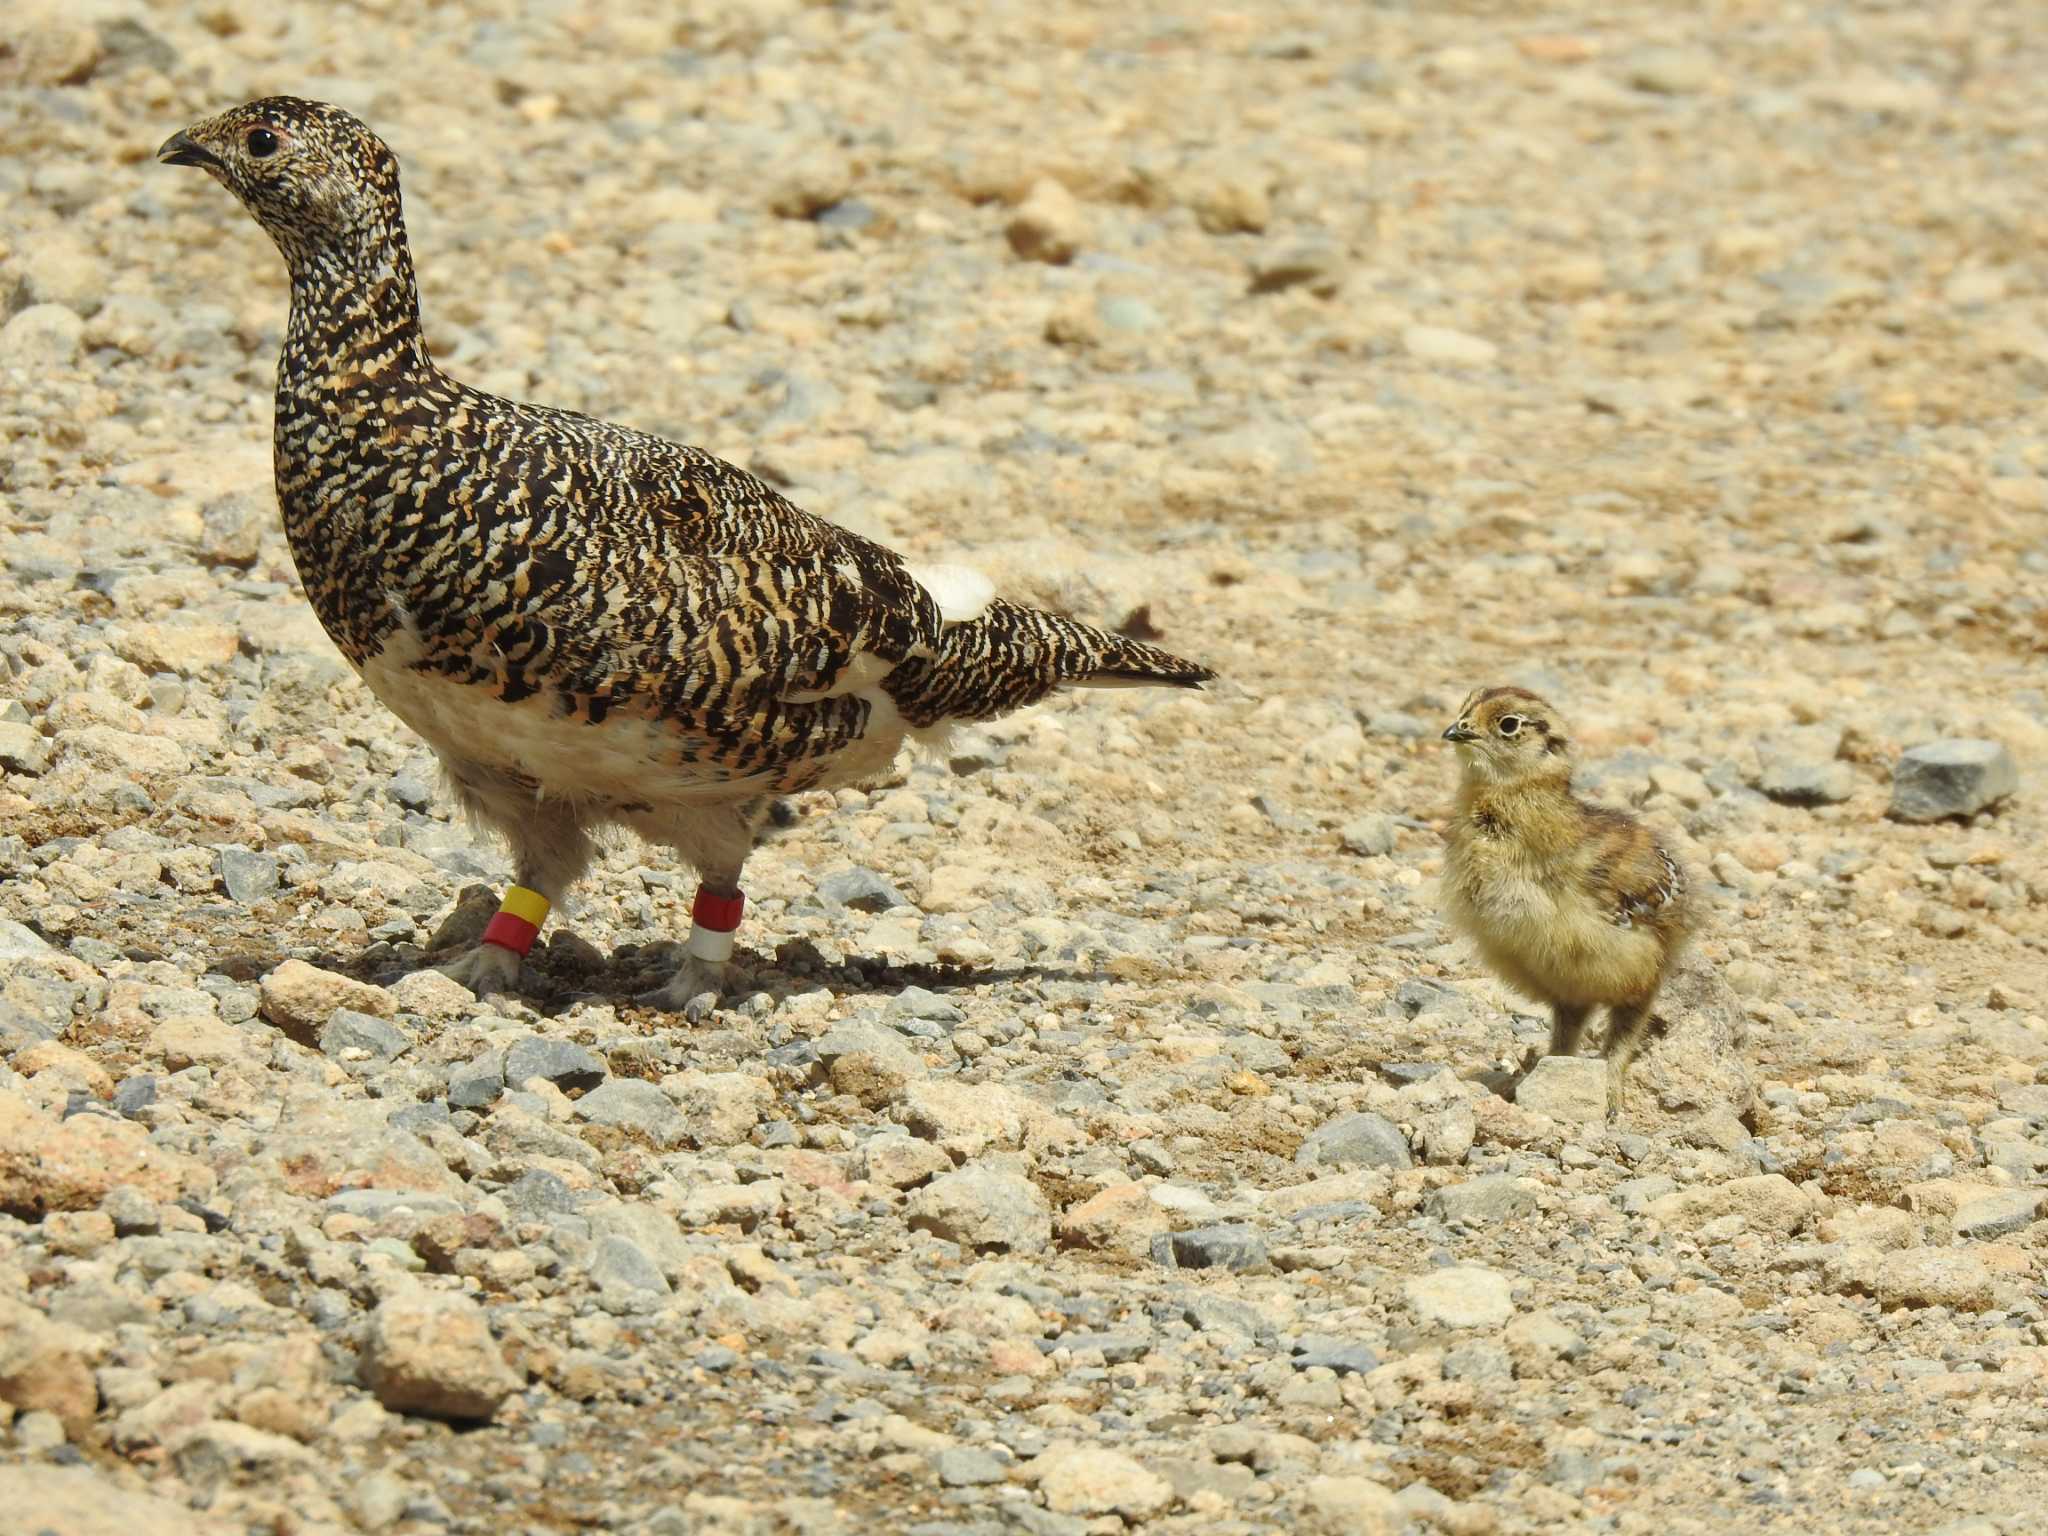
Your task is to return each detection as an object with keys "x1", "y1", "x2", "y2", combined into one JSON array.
[
  {"x1": 157, "y1": 129, "x2": 217, "y2": 169},
  {"x1": 1442, "y1": 721, "x2": 1478, "y2": 743}
]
